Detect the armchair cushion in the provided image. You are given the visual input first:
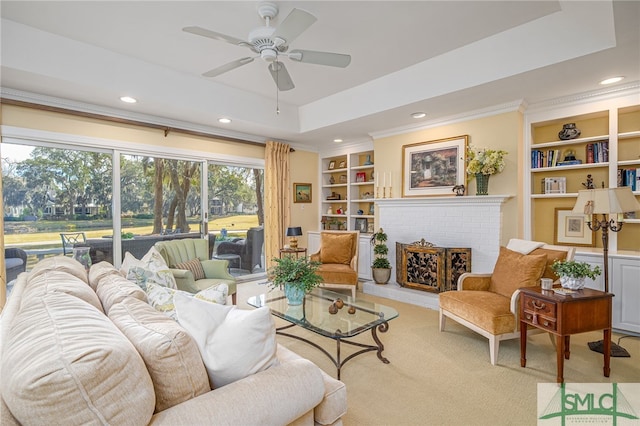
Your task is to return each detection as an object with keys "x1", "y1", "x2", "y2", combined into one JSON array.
[
  {"x1": 175, "y1": 258, "x2": 206, "y2": 280},
  {"x1": 319, "y1": 233, "x2": 354, "y2": 265},
  {"x1": 531, "y1": 247, "x2": 572, "y2": 281},
  {"x1": 439, "y1": 291, "x2": 514, "y2": 335},
  {"x1": 488, "y1": 247, "x2": 547, "y2": 298},
  {"x1": 316, "y1": 264, "x2": 358, "y2": 285}
]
